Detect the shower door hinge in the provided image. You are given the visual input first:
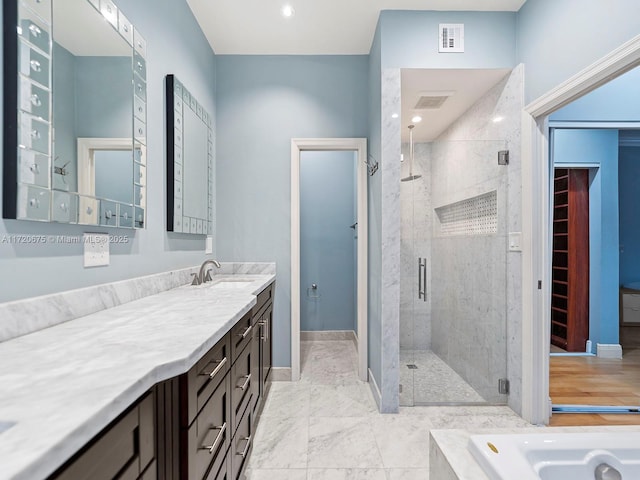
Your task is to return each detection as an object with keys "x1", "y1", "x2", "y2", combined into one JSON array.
[
  {"x1": 498, "y1": 378, "x2": 510, "y2": 395},
  {"x1": 498, "y1": 150, "x2": 509, "y2": 165}
]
